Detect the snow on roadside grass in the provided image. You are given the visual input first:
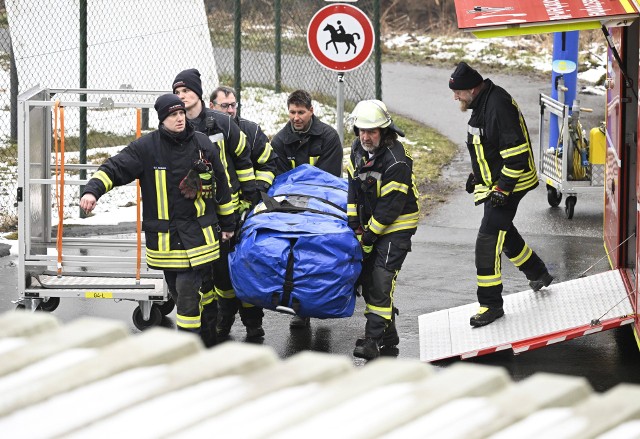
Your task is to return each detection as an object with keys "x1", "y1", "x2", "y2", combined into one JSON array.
[
  {"x1": 0, "y1": 89, "x2": 345, "y2": 244},
  {"x1": 1, "y1": 29, "x2": 609, "y2": 246},
  {"x1": 384, "y1": 33, "x2": 606, "y2": 94}
]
